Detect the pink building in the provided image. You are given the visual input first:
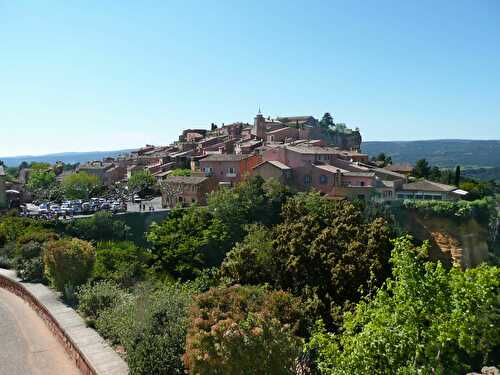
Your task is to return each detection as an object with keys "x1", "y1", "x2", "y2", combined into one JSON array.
[{"x1": 199, "y1": 154, "x2": 262, "y2": 186}]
